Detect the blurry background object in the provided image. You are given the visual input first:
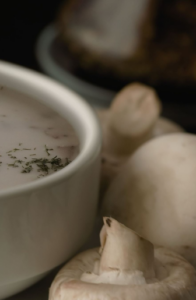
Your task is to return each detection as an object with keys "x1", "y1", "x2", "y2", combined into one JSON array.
[
  {"x1": 1, "y1": 0, "x2": 196, "y2": 127},
  {"x1": 57, "y1": 0, "x2": 156, "y2": 90},
  {"x1": 35, "y1": 0, "x2": 196, "y2": 132},
  {"x1": 56, "y1": 0, "x2": 196, "y2": 89},
  {"x1": 36, "y1": 25, "x2": 116, "y2": 106},
  {"x1": 0, "y1": 0, "x2": 63, "y2": 70}
]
